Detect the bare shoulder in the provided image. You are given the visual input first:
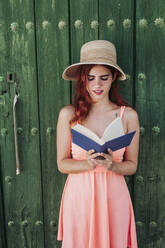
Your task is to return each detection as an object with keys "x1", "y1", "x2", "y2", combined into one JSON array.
[
  {"x1": 58, "y1": 104, "x2": 75, "y2": 122},
  {"x1": 124, "y1": 106, "x2": 139, "y2": 121},
  {"x1": 124, "y1": 106, "x2": 139, "y2": 131}
]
